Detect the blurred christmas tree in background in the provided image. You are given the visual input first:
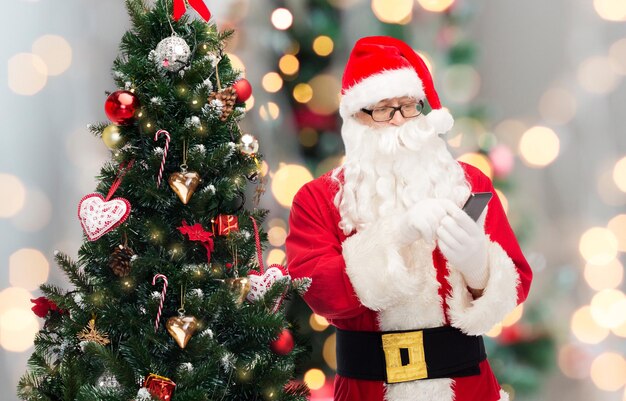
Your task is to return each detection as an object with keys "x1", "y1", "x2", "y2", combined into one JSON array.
[{"x1": 17, "y1": 1, "x2": 310, "y2": 400}]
